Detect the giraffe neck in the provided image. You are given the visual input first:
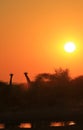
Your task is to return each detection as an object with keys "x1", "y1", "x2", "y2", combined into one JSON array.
[
  {"x1": 9, "y1": 74, "x2": 13, "y2": 86},
  {"x1": 24, "y1": 73, "x2": 31, "y2": 87}
]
